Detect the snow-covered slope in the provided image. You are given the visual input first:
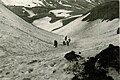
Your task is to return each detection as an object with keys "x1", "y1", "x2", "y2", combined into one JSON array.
[
  {"x1": 53, "y1": 1, "x2": 119, "y2": 40},
  {"x1": 1, "y1": 0, "x2": 39, "y2": 7},
  {"x1": 0, "y1": 1, "x2": 63, "y2": 55},
  {"x1": 53, "y1": 1, "x2": 119, "y2": 58},
  {"x1": 2, "y1": 0, "x2": 97, "y2": 30},
  {"x1": 5, "y1": 0, "x2": 118, "y2": 32},
  {"x1": 0, "y1": 1, "x2": 119, "y2": 80},
  {"x1": 2, "y1": 0, "x2": 118, "y2": 7},
  {"x1": 1, "y1": 0, "x2": 93, "y2": 7},
  {"x1": 32, "y1": 9, "x2": 75, "y2": 31},
  {"x1": 33, "y1": 17, "x2": 63, "y2": 31},
  {"x1": 53, "y1": 14, "x2": 119, "y2": 39},
  {"x1": 49, "y1": 9, "x2": 72, "y2": 17}
]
